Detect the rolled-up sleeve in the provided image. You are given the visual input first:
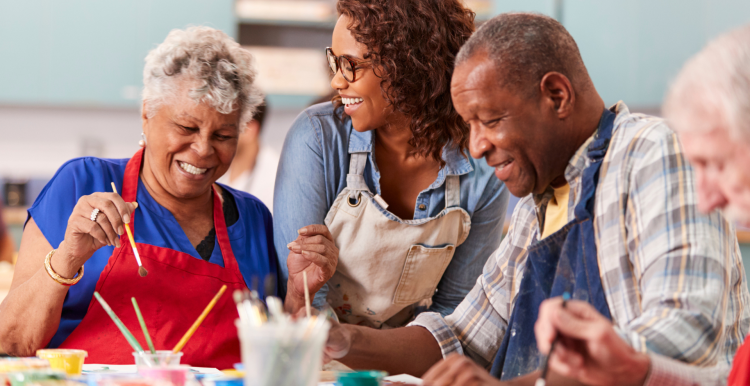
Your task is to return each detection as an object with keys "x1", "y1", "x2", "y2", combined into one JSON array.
[
  {"x1": 410, "y1": 200, "x2": 537, "y2": 368},
  {"x1": 410, "y1": 248, "x2": 511, "y2": 368},
  {"x1": 429, "y1": 170, "x2": 508, "y2": 317}
]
